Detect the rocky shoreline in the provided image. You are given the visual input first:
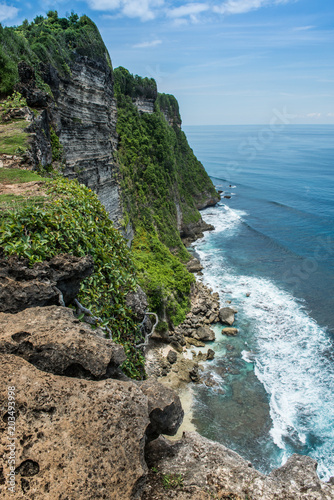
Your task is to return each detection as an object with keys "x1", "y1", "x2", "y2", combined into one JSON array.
[
  {"x1": 1, "y1": 242, "x2": 334, "y2": 498},
  {"x1": 142, "y1": 234, "x2": 334, "y2": 499},
  {"x1": 145, "y1": 251, "x2": 239, "y2": 392}
]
